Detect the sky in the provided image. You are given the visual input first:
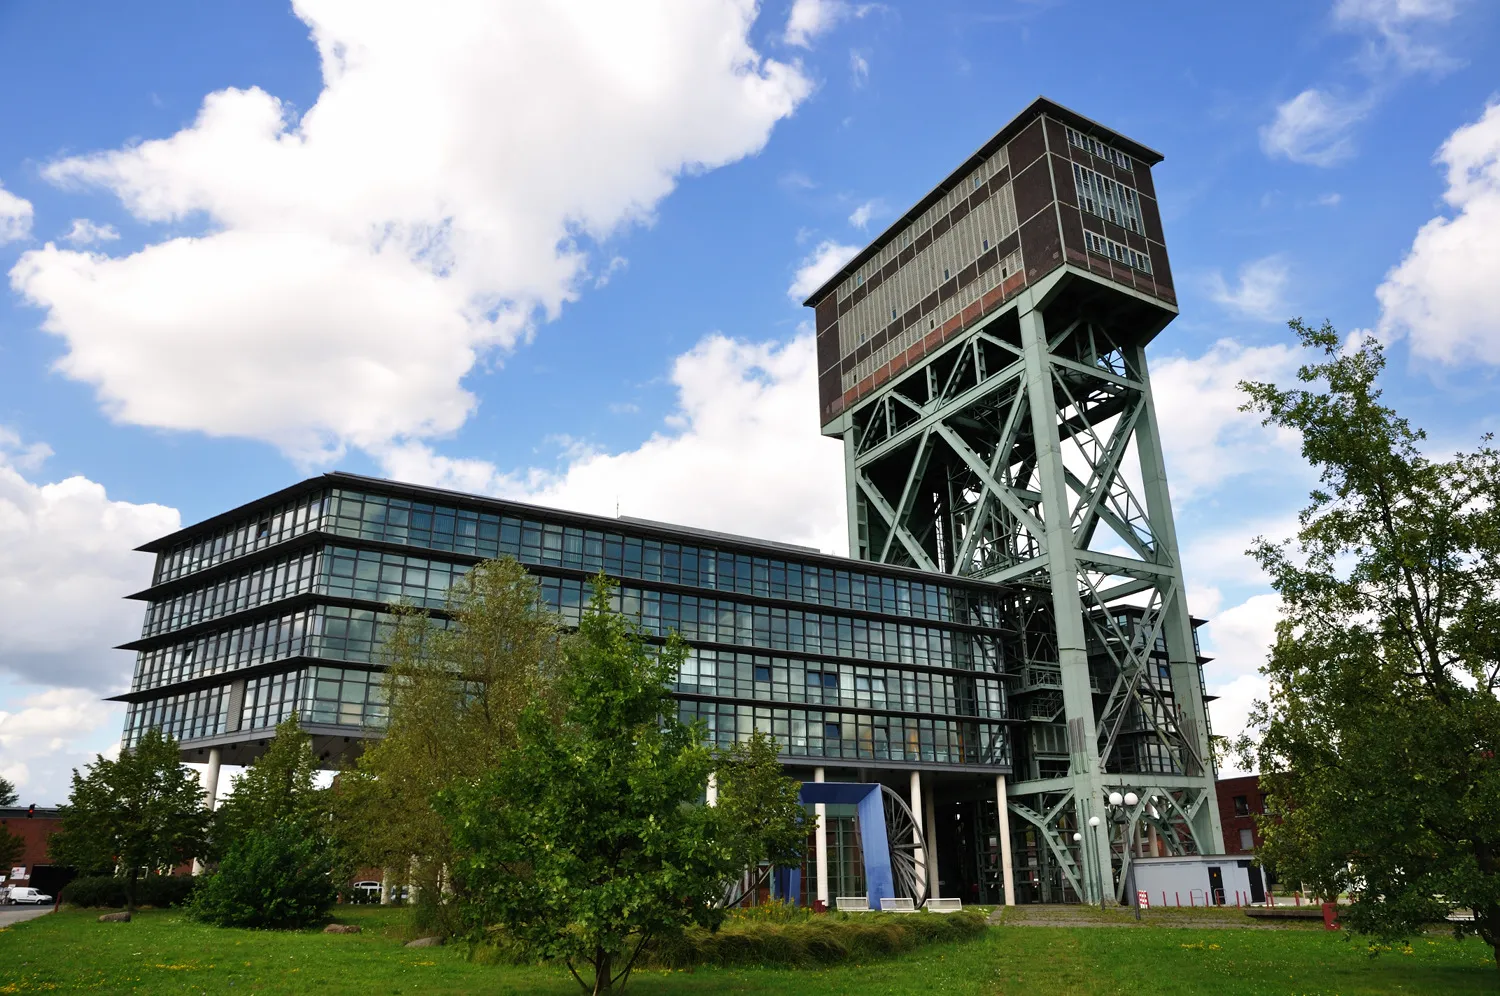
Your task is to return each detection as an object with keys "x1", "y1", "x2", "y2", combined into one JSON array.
[{"x1": 1, "y1": 0, "x2": 1498, "y2": 805}]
